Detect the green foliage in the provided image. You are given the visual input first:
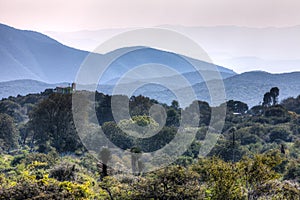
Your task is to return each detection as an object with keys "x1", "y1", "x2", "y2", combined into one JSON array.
[
  {"x1": 102, "y1": 121, "x2": 134, "y2": 150},
  {"x1": 119, "y1": 115, "x2": 159, "y2": 138},
  {"x1": 129, "y1": 165, "x2": 202, "y2": 199},
  {"x1": 0, "y1": 113, "x2": 18, "y2": 151},
  {"x1": 184, "y1": 100, "x2": 211, "y2": 126},
  {"x1": 1, "y1": 87, "x2": 300, "y2": 199},
  {"x1": 166, "y1": 107, "x2": 180, "y2": 127},
  {"x1": 0, "y1": 173, "x2": 94, "y2": 199},
  {"x1": 269, "y1": 126, "x2": 292, "y2": 143},
  {"x1": 11, "y1": 150, "x2": 58, "y2": 167},
  {"x1": 264, "y1": 105, "x2": 291, "y2": 124},
  {"x1": 284, "y1": 159, "x2": 300, "y2": 183},
  {"x1": 226, "y1": 100, "x2": 249, "y2": 114},
  {"x1": 281, "y1": 95, "x2": 300, "y2": 114},
  {"x1": 28, "y1": 93, "x2": 83, "y2": 153},
  {"x1": 263, "y1": 87, "x2": 280, "y2": 107},
  {"x1": 49, "y1": 162, "x2": 77, "y2": 181},
  {"x1": 0, "y1": 150, "x2": 299, "y2": 200}
]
